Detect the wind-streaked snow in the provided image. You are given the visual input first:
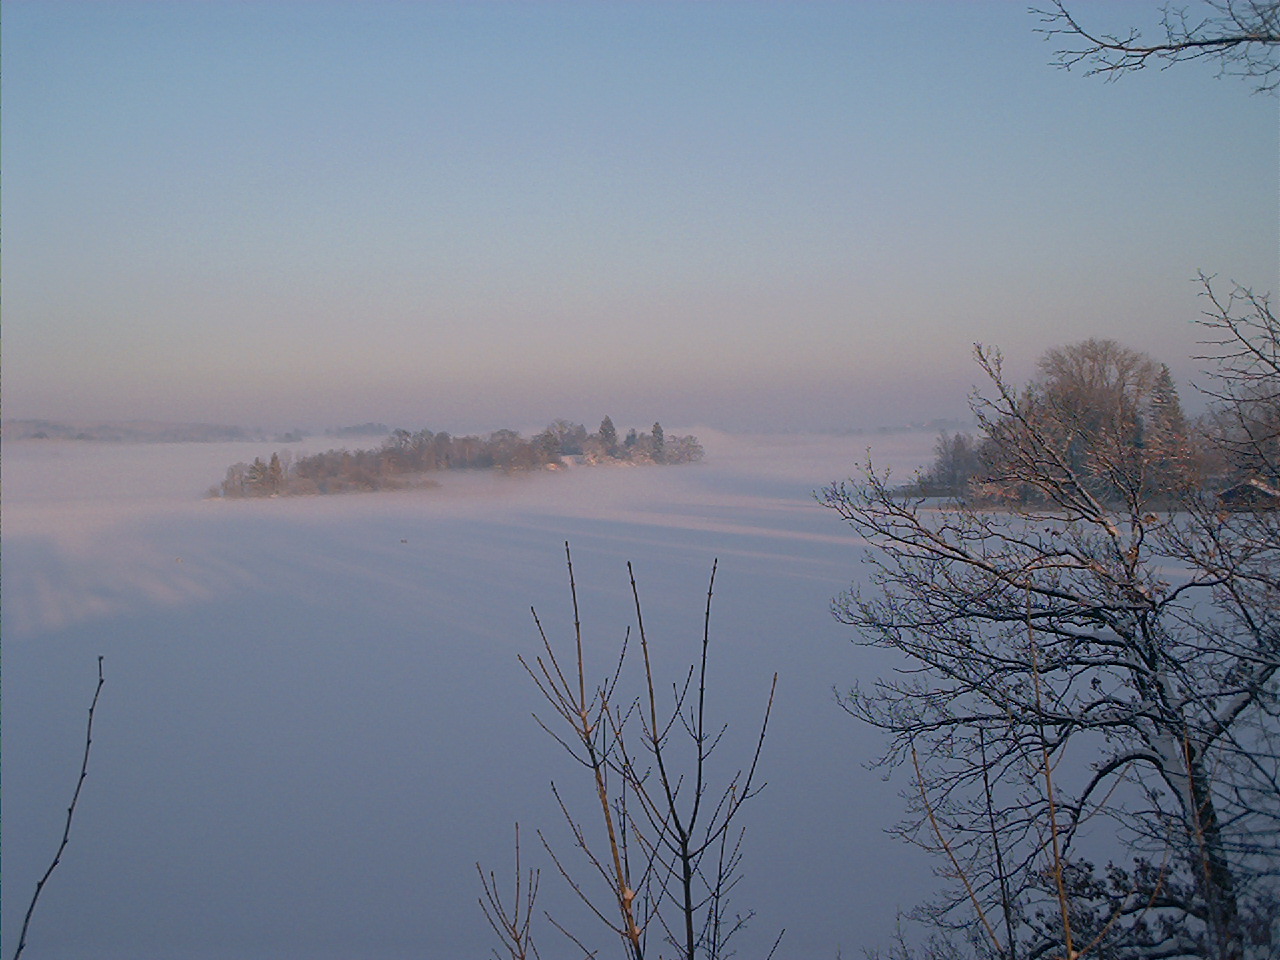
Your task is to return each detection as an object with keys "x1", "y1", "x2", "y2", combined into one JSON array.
[{"x1": 3, "y1": 429, "x2": 937, "y2": 959}]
